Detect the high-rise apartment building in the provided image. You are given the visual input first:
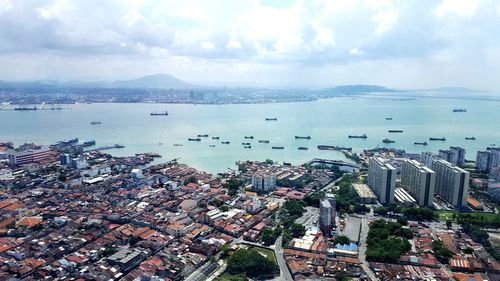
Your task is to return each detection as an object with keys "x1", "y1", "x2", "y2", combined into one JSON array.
[
  {"x1": 401, "y1": 159, "x2": 436, "y2": 207},
  {"x1": 367, "y1": 157, "x2": 396, "y2": 204},
  {"x1": 432, "y1": 159, "x2": 469, "y2": 207}
]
